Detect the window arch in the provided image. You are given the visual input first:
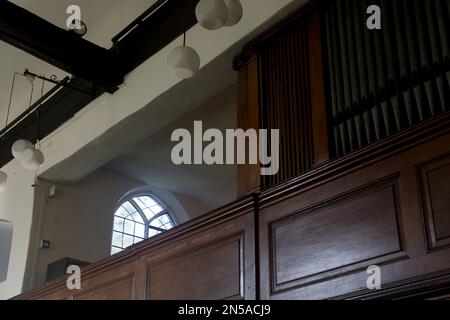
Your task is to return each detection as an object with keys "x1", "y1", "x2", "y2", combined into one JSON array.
[{"x1": 111, "y1": 194, "x2": 176, "y2": 254}]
